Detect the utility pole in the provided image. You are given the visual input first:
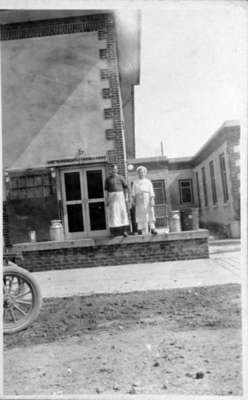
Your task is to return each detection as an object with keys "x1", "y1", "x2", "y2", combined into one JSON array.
[{"x1": 160, "y1": 141, "x2": 165, "y2": 157}]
